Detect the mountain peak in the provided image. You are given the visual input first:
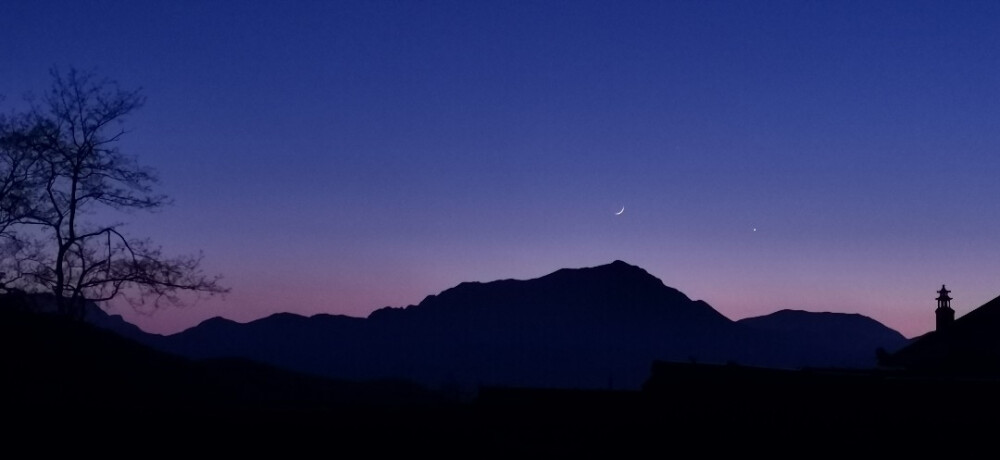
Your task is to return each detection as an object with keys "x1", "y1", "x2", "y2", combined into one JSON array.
[
  {"x1": 591, "y1": 259, "x2": 641, "y2": 271},
  {"x1": 543, "y1": 260, "x2": 654, "y2": 279},
  {"x1": 367, "y1": 260, "x2": 728, "y2": 332},
  {"x1": 602, "y1": 259, "x2": 648, "y2": 275}
]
